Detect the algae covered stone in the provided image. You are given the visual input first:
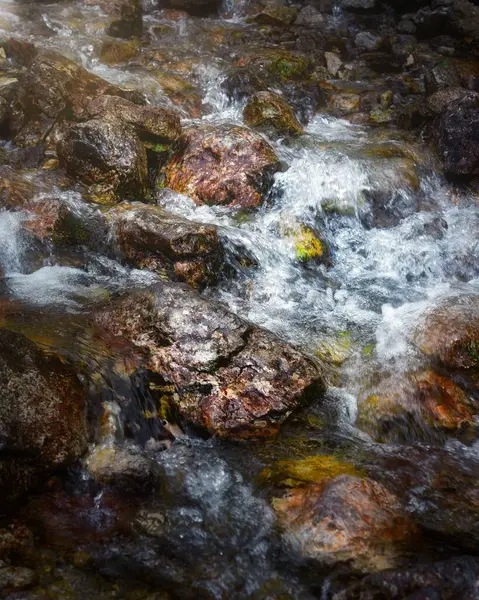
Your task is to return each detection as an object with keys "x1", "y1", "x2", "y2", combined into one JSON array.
[
  {"x1": 261, "y1": 455, "x2": 364, "y2": 488},
  {"x1": 243, "y1": 91, "x2": 303, "y2": 137}
]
